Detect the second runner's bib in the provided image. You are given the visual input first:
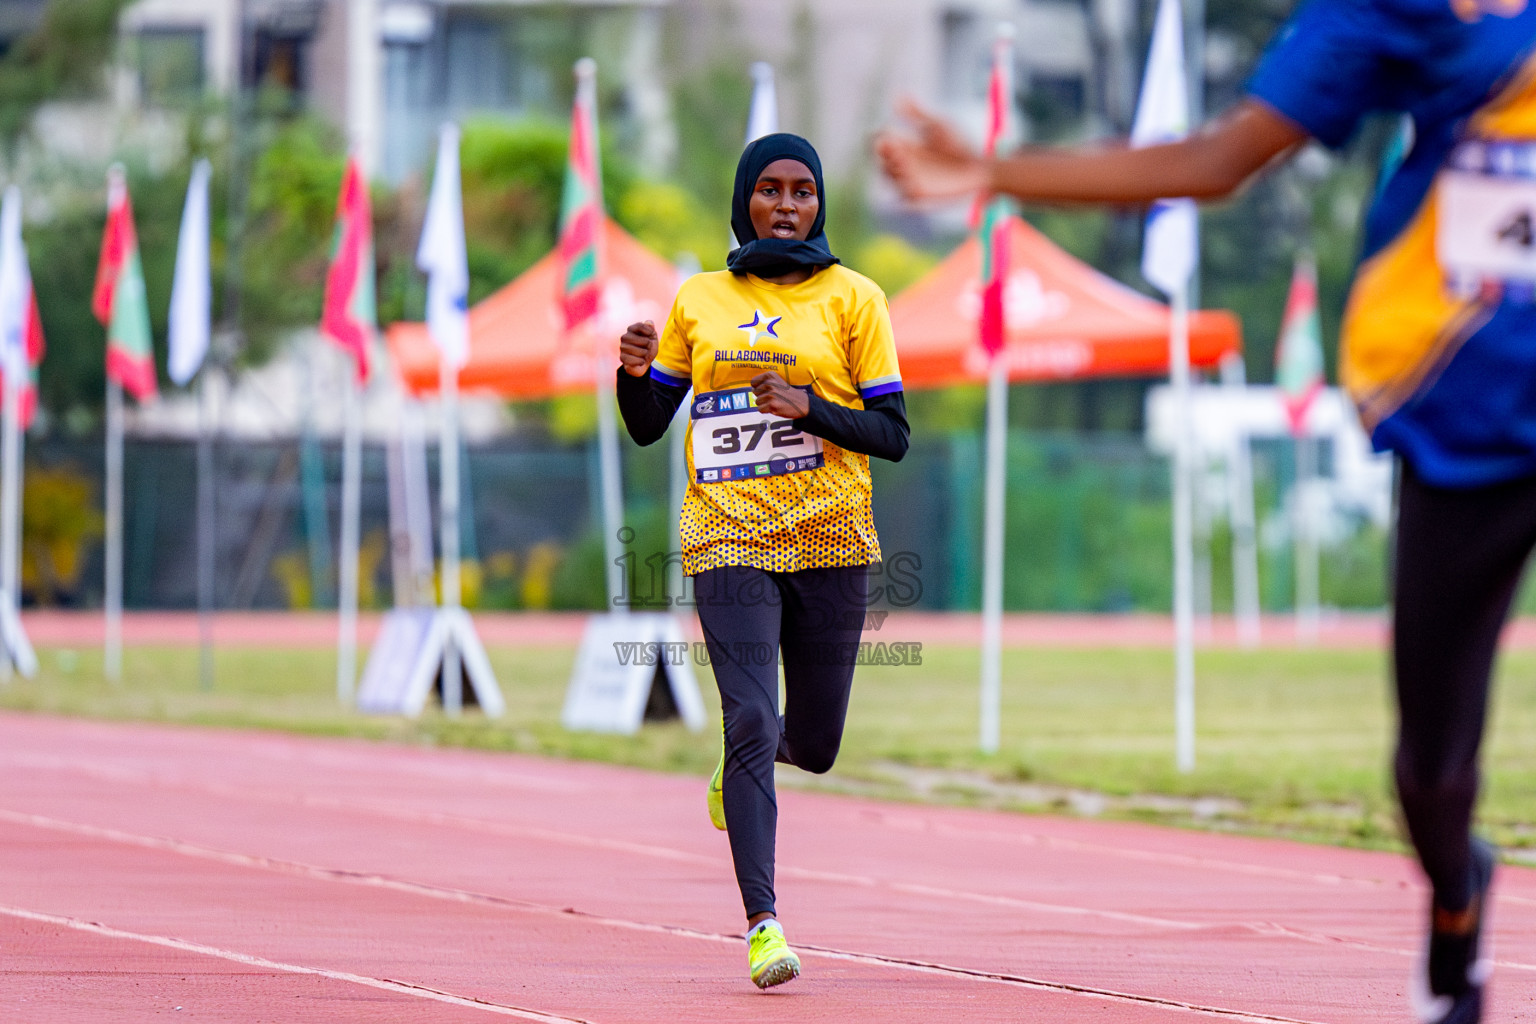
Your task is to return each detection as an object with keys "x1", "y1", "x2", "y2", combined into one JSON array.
[{"x1": 1437, "y1": 140, "x2": 1536, "y2": 301}]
